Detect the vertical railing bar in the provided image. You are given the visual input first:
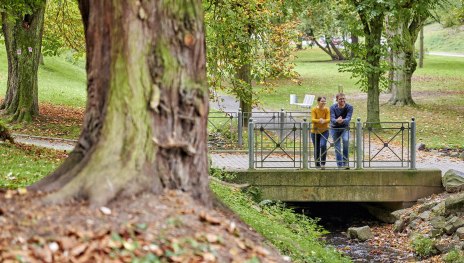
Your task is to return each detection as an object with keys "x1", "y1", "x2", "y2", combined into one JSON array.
[
  {"x1": 356, "y1": 118, "x2": 362, "y2": 169},
  {"x1": 248, "y1": 118, "x2": 254, "y2": 169},
  {"x1": 238, "y1": 108, "x2": 243, "y2": 148},
  {"x1": 303, "y1": 119, "x2": 308, "y2": 169},
  {"x1": 410, "y1": 117, "x2": 416, "y2": 169}
]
